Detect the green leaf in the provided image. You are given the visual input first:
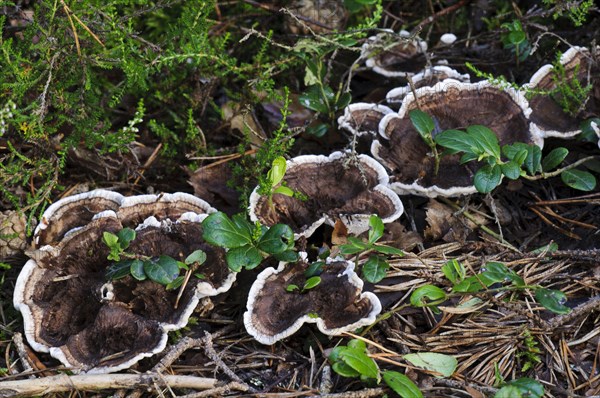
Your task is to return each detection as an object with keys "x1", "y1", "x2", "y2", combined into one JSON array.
[
  {"x1": 505, "y1": 378, "x2": 544, "y2": 398},
  {"x1": 166, "y1": 275, "x2": 185, "y2": 290},
  {"x1": 561, "y1": 169, "x2": 596, "y2": 191},
  {"x1": 130, "y1": 259, "x2": 146, "y2": 280},
  {"x1": 273, "y1": 185, "x2": 294, "y2": 196},
  {"x1": 441, "y1": 259, "x2": 465, "y2": 284},
  {"x1": 268, "y1": 156, "x2": 287, "y2": 187},
  {"x1": 383, "y1": 371, "x2": 423, "y2": 398},
  {"x1": 495, "y1": 386, "x2": 522, "y2": 398},
  {"x1": 185, "y1": 249, "x2": 207, "y2": 265},
  {"x1": 459, "y1": 152, "x2": 479, "y2": 164},
  {"x1": 524, "y1": 145, "x2": 542, "y2": 174},
  {"x1": 502, "y1": 143, "x2": 528, "y2": 160},
  {"x1": 435, "y1": 129, "x2": 478, "y2": 154},
  {"x1": 467, "y1": 125, "x2": 500, "y2": 159},
  {"x1": 372, "y1": 244, "x2": 404, "y2": 256},
  {"x1": 508, "y1": 30, "x2": 526, "y2": 45},
  {"x1": 336, "y1": 92, "x2": 352, "y2": 109},
  {"x1": 339, "y1": 236, "x2": 371, "y2": 255},
  {"x1": 226, "y1": 245, "x2": 263, "y2": 272},
  {"x1": 501, "y1": 160, "x2": 521, "y2": 180},
  {"x1": 274, "y1": 250, "x2": 299, "y2": 262},
  {"x1": 347, "y1": 339, "x2": 367, "y2": 351},
  {"x1": 452, "y1": 276, "x2": 485, "y2": 293},
  {"x1": 410, "y1": 285, "x2": 447, "y2": 307},
  {"x1": 483, "y1": 262, "x2": 524, "y2": 287},
  {"x1": 474, "y1": 164, "x2": 502, "y2": 193},
  {"x1": 106, "y1": 260, "x2": 133, "y2": 280},
  {"x1": 368, "y1": 215, "x2": 384, "y2": 244},
  {"x1": 409, "y1": 109, "x2": 435, "y2": 142},
  {"x1": 117, "y1": 228, "x2": 136, "y2": 249},
  {"x1": 202, "y1": 212, "x2": 252, "y2": 248},
  {"x1": 332, "y1": 361, "x2": 361, "y2": 378},
  {"x1": 362, "y1": 255, "x2": 389, "y2": 283},
  {"x1": 541, "y1": 147, "x2": 569, "y2": 171},
  {"x1": 143, "y1": 256, "x2": 180, "y2": 285},
  {"x1": 305, "y1": 261, "x2": 324, "y2": 277},
  {"x1": 286, "y1": 284, "x2": 299, "y2": 292},
  {"x1": 257, "y1": 224, "x2": 294, "y2": 254},
  {"x1": 304, "y1": 276, "x2": 321, "y2": 290},
  {"x1": 299, "y1": 85, "x2": 333, "y2": 113},
  {"x1": 103, "y1": 231, "x2": 119, "y2": 249},
  {"x1": 530, "y1": 242, "x2": 559, "y2": 255},
  {"x1": 306, "y1": 123, "x2": 328, "y2": 137},
  {"x1": 402, "y1": 352, "x2": 457, "y2": 377},
  {"x1": 535, "y1": 288, "x2": 571, "y2": 314},
  {"x1": 339, "y1": 347, "x2": 380, "y2": 381}
]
